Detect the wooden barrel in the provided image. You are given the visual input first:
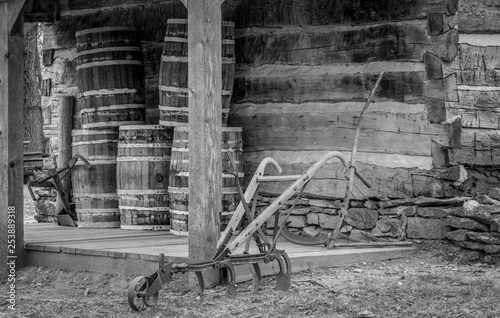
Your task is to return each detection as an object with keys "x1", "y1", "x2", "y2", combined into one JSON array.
[
  {"x1": 159, "y1": 19, "x2": 235, "y2": 127},
  {"x1": 168, "y1": 126, "x2": 243, "y2": 236},
  {"x1": 117, "y1": 125, "x2": 173, "y2": 230},
  {"x1": 71, "y1": 129, "x2": 120, "y2": 228},
  {"x1": 76, "y1": 26, "x2": 146, "y2": 129}
]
